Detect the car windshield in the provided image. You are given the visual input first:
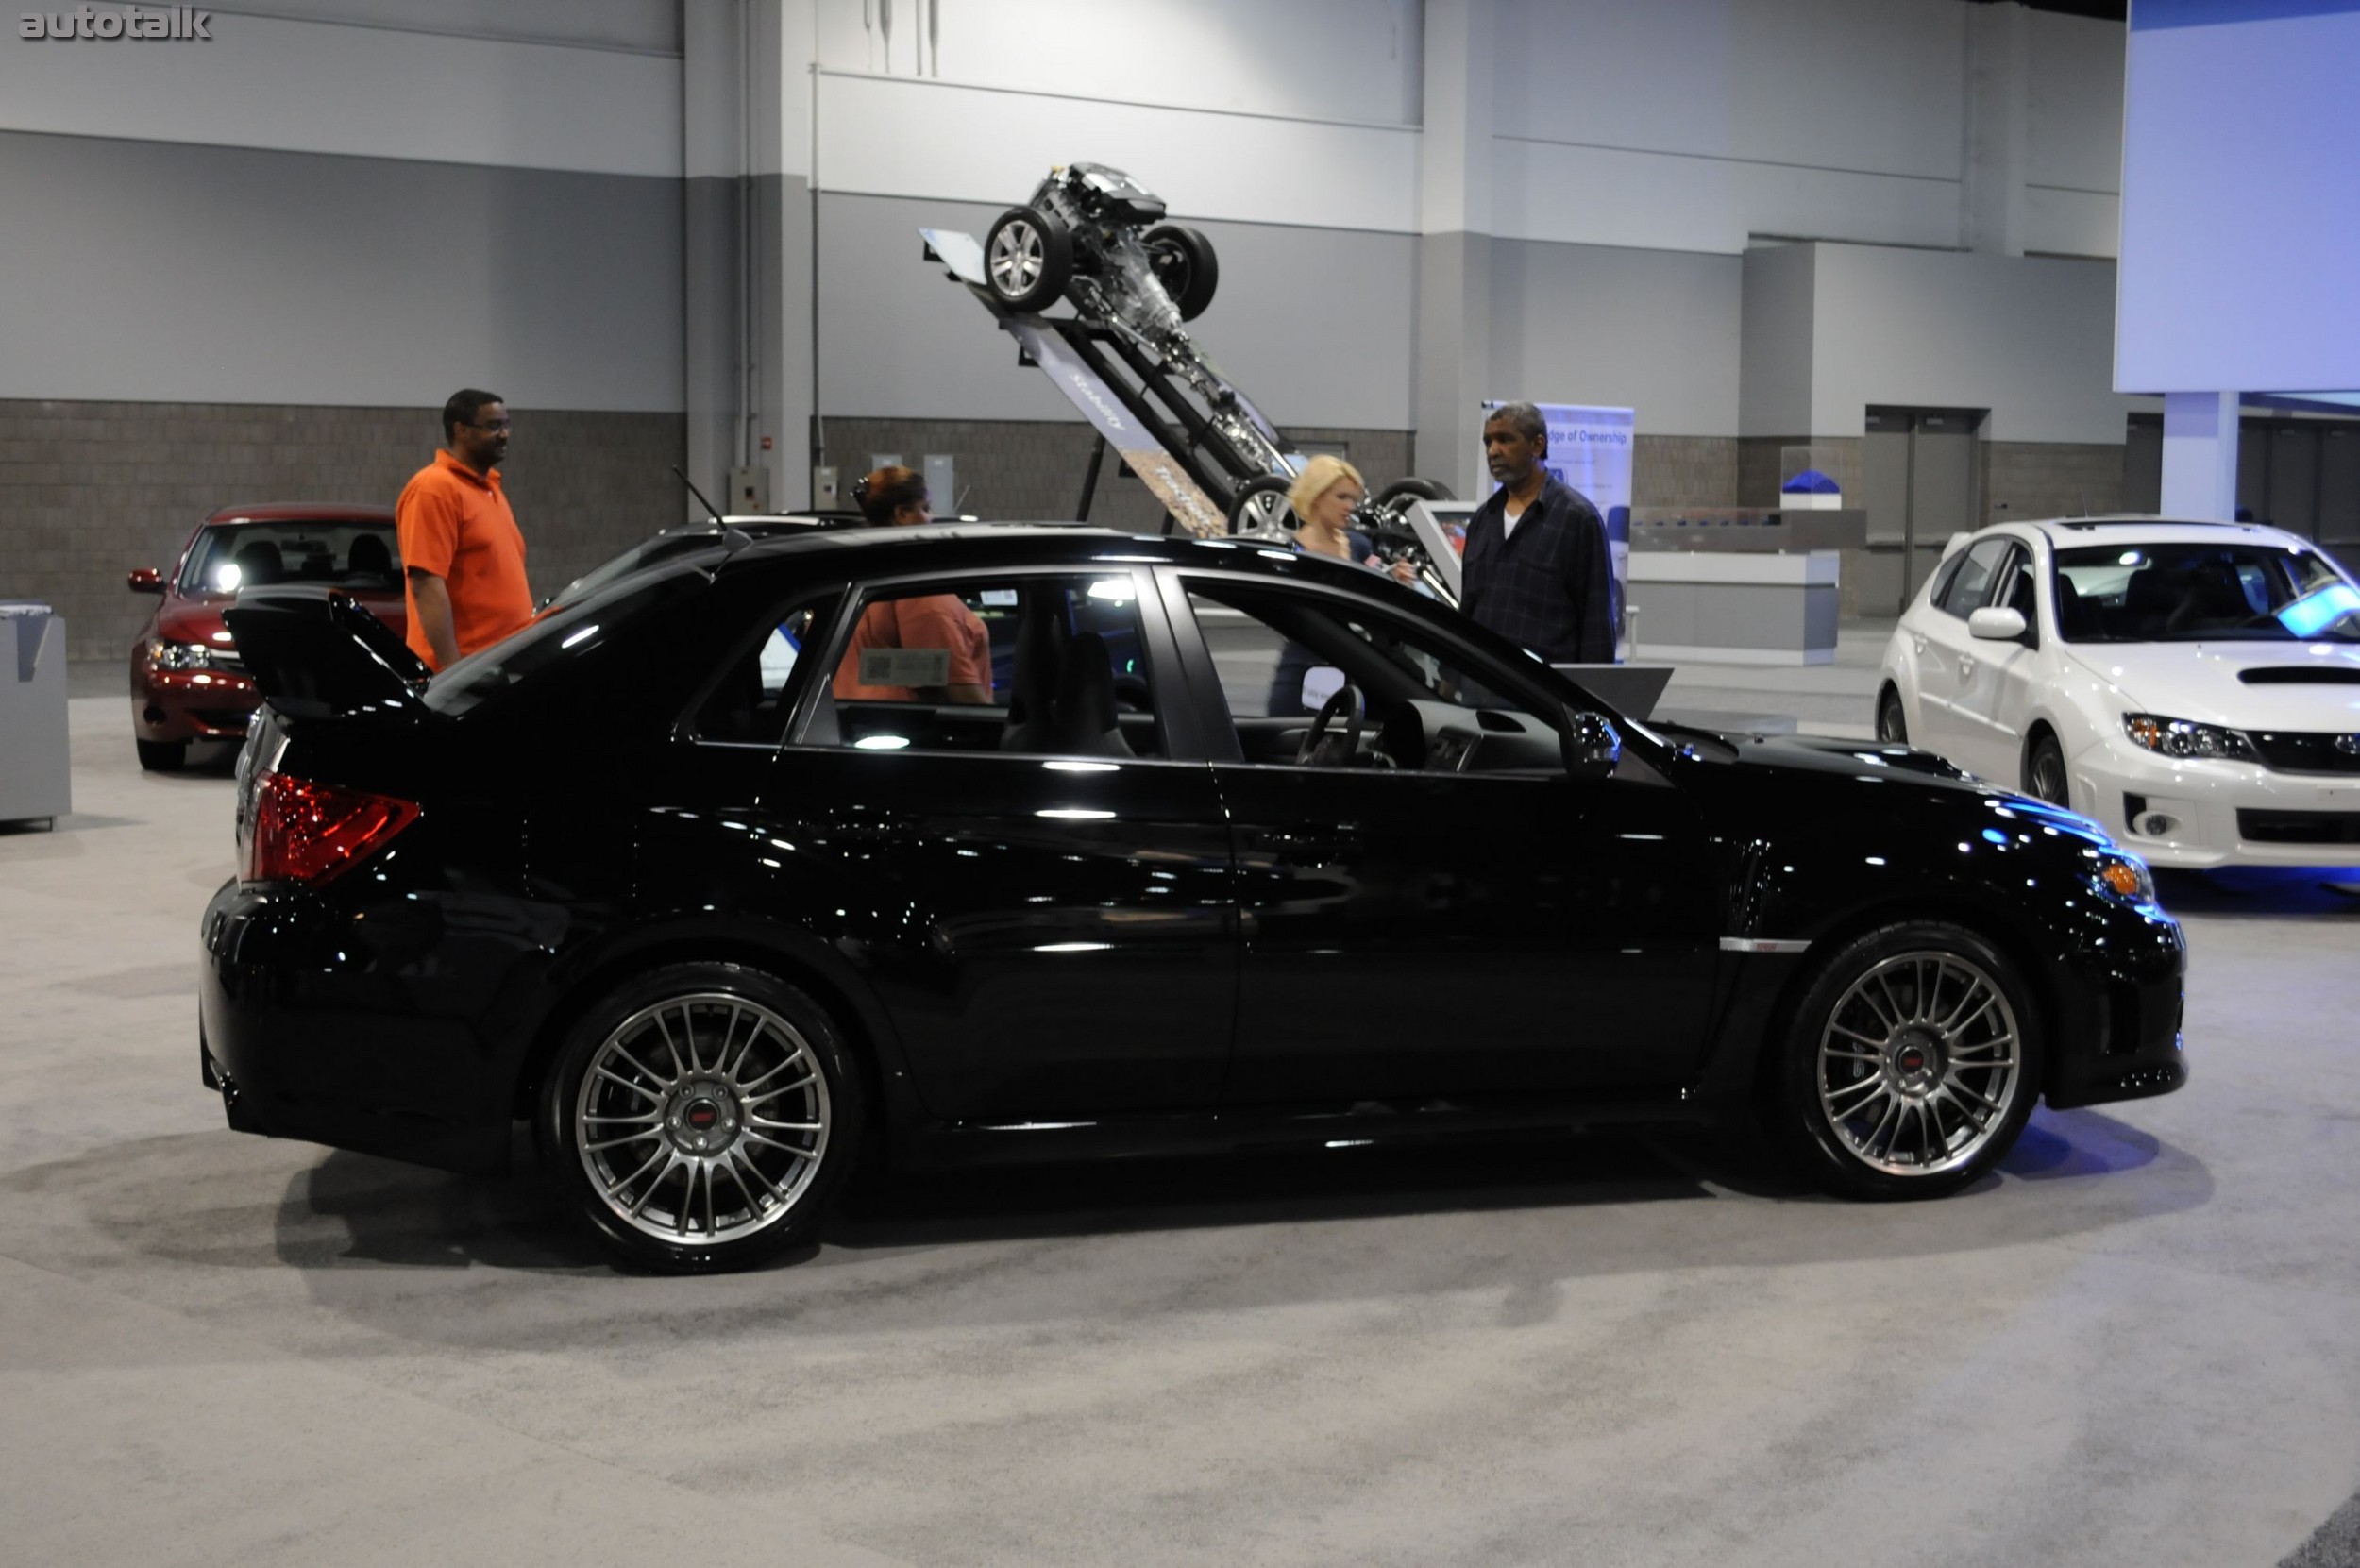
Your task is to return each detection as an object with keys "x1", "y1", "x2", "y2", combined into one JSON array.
[
  {"x1": 182, "y1": 520, "x2": 400, "y2": 595},
  {"x1": 2051, "y1": 542, "x2": 2360, "y2": 643},
  {"x1": 424, "y1": 569, "x2": 703, "y2": 717}
]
